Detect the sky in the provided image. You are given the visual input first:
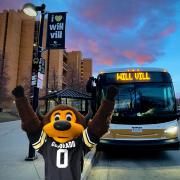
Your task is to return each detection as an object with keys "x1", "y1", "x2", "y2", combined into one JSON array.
[{"x1": 0, "y1": 0, "x2": 180, "y2": 97}]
